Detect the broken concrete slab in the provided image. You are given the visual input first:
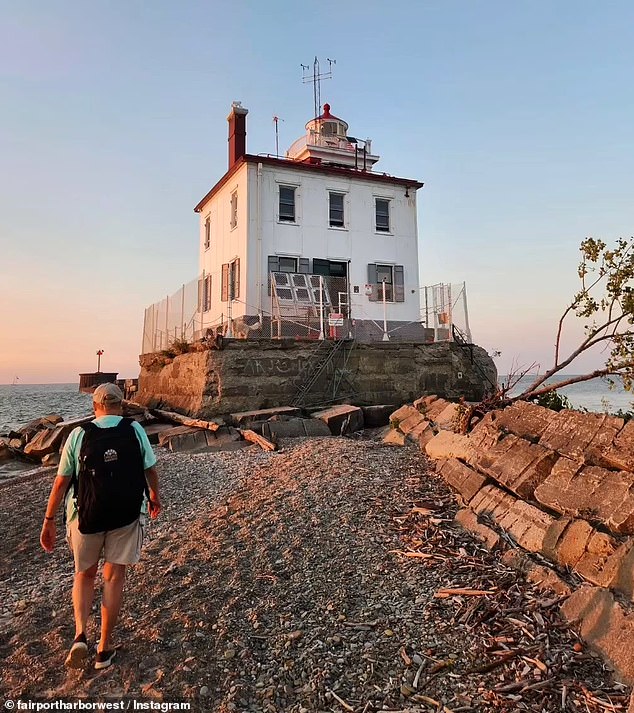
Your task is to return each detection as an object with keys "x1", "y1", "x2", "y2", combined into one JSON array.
[
  {"x1": 539, "y1": 410, "x2": 624, "y2": 461},
  {"x1": 561, "y1": 585, "x2": 634, "y2": 685},
  {"x1": 361, "y1": 405, "x2": 396, "y2": 428},
  {"x1": 534, "y1": 458, "x2": 634, "y2": 535},
  {"x1": 595, "y1": 419, "x2": 634, "y2": 471},
  {"x1": 398, "y1": 411, "x2": 427, "y2": 436},
  {"x1": 501, "y1": 549, "x2": 571, "y2": 596},
  {"x1": 229, "y1": 406, "x2": 302, "y2": 428},
  {"x1": 382, "y1": 429, "x2": 407, "y2": 446},
  {"x1": 468, "y1": 412, "x2": 504, "y2": 450},
  {"x1": 470, "y1": 484, "x2": 517, "y2": 520},
  {"x1": 41, "y1": 452, "x2": 60, "y2": 467},
  {"x1": 413, "y1": 394, "x2": 439, "y2": 412},
  {"x1": 425, "y1": 431, "x2": 473, "y2": 462},
  {"x1": 144, "y1": 422, "x2": 180, "y2": 445},
  {"x1": 494, "y1": 400, "x2": 557, "y2": 442},
  {"x1": 312, "y1": 405, "x2": 364, "y2": 435},
  {"x1": 389, "y1": 405, "x2": 421, "y2": 428},
  {"x1": 468, "y1": 433, "x2": 558, "y2": 499},
  {"x1": 424, "y1": 398, "x2": 451, "y2": 421},
  {"x1": 158, "y1": 425, "x2": 245, "y2": 452},
  {"x1": 502, "y1": 550, "x2": 571, "y2": 596},
  {"x1": 496, "y1": 500, "x2": 554, "y2": 553},
  {"x1": 432, "y1": 403, "x2": 461, "y2": 431},
  {"x1": 261, "y1": 418, "x2": 331, "y2": 440},
  {"x1": 453, "y1": 508, "x2": 501, "y2": 550},
  {"x1": 438, "y1": 458, "x2": 489, "y2": 503}
]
